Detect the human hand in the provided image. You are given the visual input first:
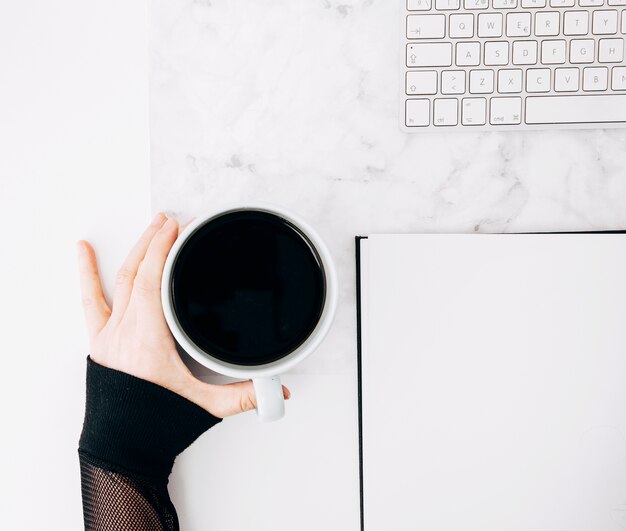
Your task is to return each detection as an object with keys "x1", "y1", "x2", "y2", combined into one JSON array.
[{"x1": 77, "y1": 213, "x2": 290, "y2": 418}]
